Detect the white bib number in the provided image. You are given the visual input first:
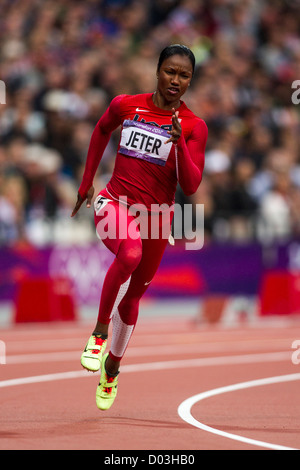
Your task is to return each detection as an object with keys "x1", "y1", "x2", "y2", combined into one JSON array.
[
  {"x1": 119, "y1": 120, "x2": 172, "y2": 166},
  {"x1": 94, "y1": 195, "x2": 112, "y2": 216}
]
